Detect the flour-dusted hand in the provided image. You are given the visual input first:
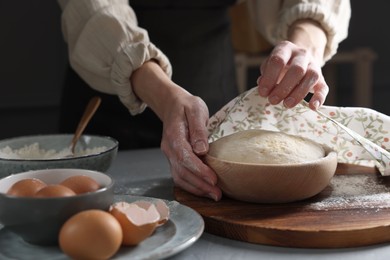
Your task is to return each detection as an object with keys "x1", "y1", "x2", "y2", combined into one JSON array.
[
  {"x1": 160, "y1": 94, "x2": 222, "y2": 201},
  {"x1": 131, "y1": 61, "x2": 221, "y2": 201}
]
